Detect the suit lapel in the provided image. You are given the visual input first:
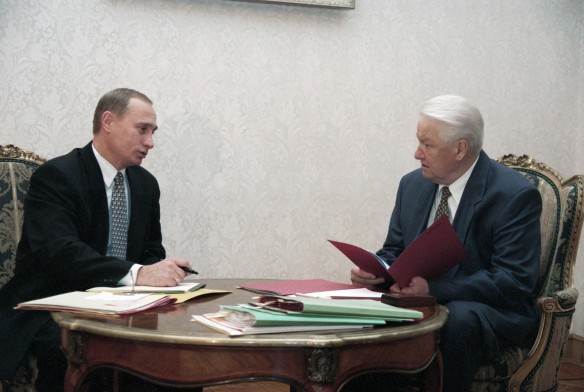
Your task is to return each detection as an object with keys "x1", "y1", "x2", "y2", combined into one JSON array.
[
  {"x1": 415, "y1": 181, "x2": 439, "y2": 237},
  {"x1": 80, "y1": 143, "x2": 110, "y2": 254},
  {"x1": 453, "y1": 151, "x2": 490, "y2": 245},
  {"x1": 126, "y1": 167, "x2": 147, "y2": 260}
]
